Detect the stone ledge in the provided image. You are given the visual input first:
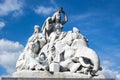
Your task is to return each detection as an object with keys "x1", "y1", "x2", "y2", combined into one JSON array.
[
  {"x1": 2, "y1": 77, "x2": 115, "y2": 80},
  {"x1": 12, "y1": 70, "x2": 105, "y2": 78}
]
